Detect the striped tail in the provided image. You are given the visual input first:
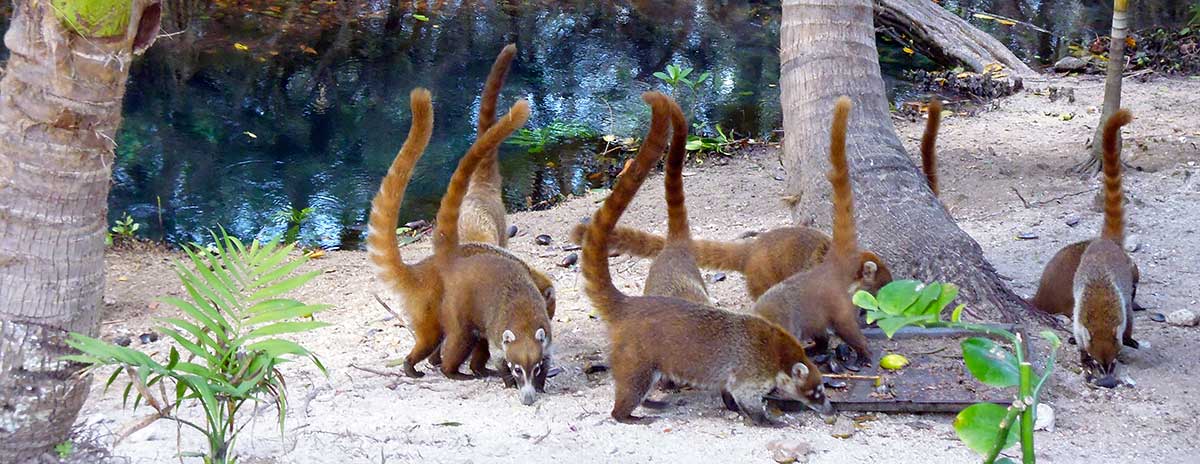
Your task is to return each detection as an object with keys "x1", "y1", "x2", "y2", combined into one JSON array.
[
  {"x1": 663, "y1": 96, "x2": 691, "y2": 242},
  {"x1": 367, "y1": 89, "x2": 434, "y2": 295},
  {"x1": 921, "y1": 99, "x2": 942, "y2": 196},
  {"x1": 471, "y1": 44, "x2": 518, "y2": 188},
  {"x1": 1100, "y1": 109, "x2": 1133, "y2": 244},
  {"x1": 581, "y1": 92, "x2": 674, "y2": 317},
  {"x1": 433, "y1": 100, "x2": 530, "y2": 263},
  {"x1": 828, "y1": 96, "x2": 858, "y2": 259}
]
